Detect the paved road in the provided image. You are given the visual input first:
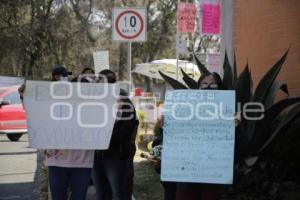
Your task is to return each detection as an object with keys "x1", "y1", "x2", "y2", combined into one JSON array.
[
  {"x1": 0, "y1": 134, "x2": 97, "y2": 200},
  {"x1": 0, "y1": 134, "x2": 38, "y2": 200}
]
